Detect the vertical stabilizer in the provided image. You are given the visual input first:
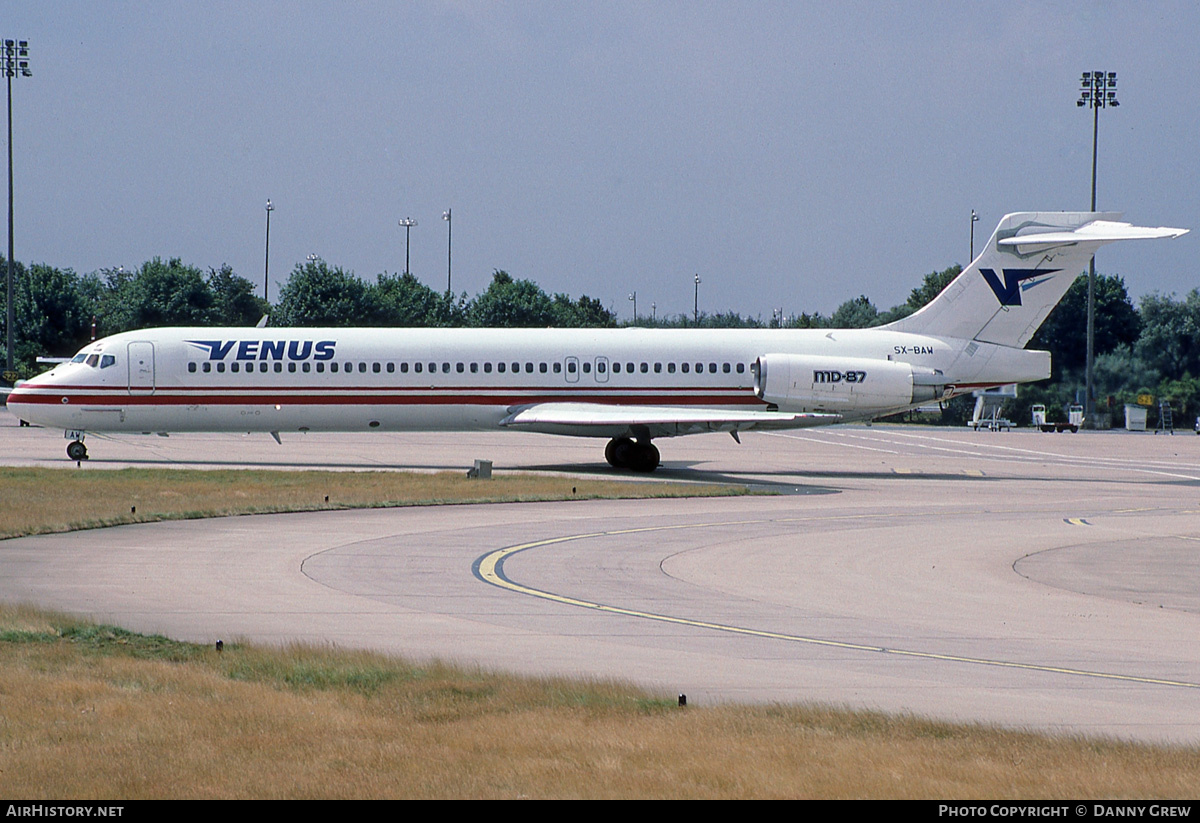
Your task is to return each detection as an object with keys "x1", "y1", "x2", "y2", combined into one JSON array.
[{"x1": 883, "y1": 212, "x2": 1187, "y2": 348}]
